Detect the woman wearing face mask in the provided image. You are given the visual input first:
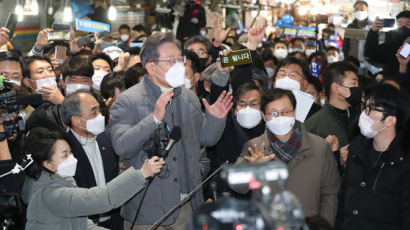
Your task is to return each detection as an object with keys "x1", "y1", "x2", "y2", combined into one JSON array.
[
  {"x1": 336, "y1": 83, "x2": 410, "y2": 230},
  {"x1": 21, "y1": 127, "x2": 164, "y2": 230},
  {"x1": 233, "y1": 88, "x2": 340, "y2": 226}
]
